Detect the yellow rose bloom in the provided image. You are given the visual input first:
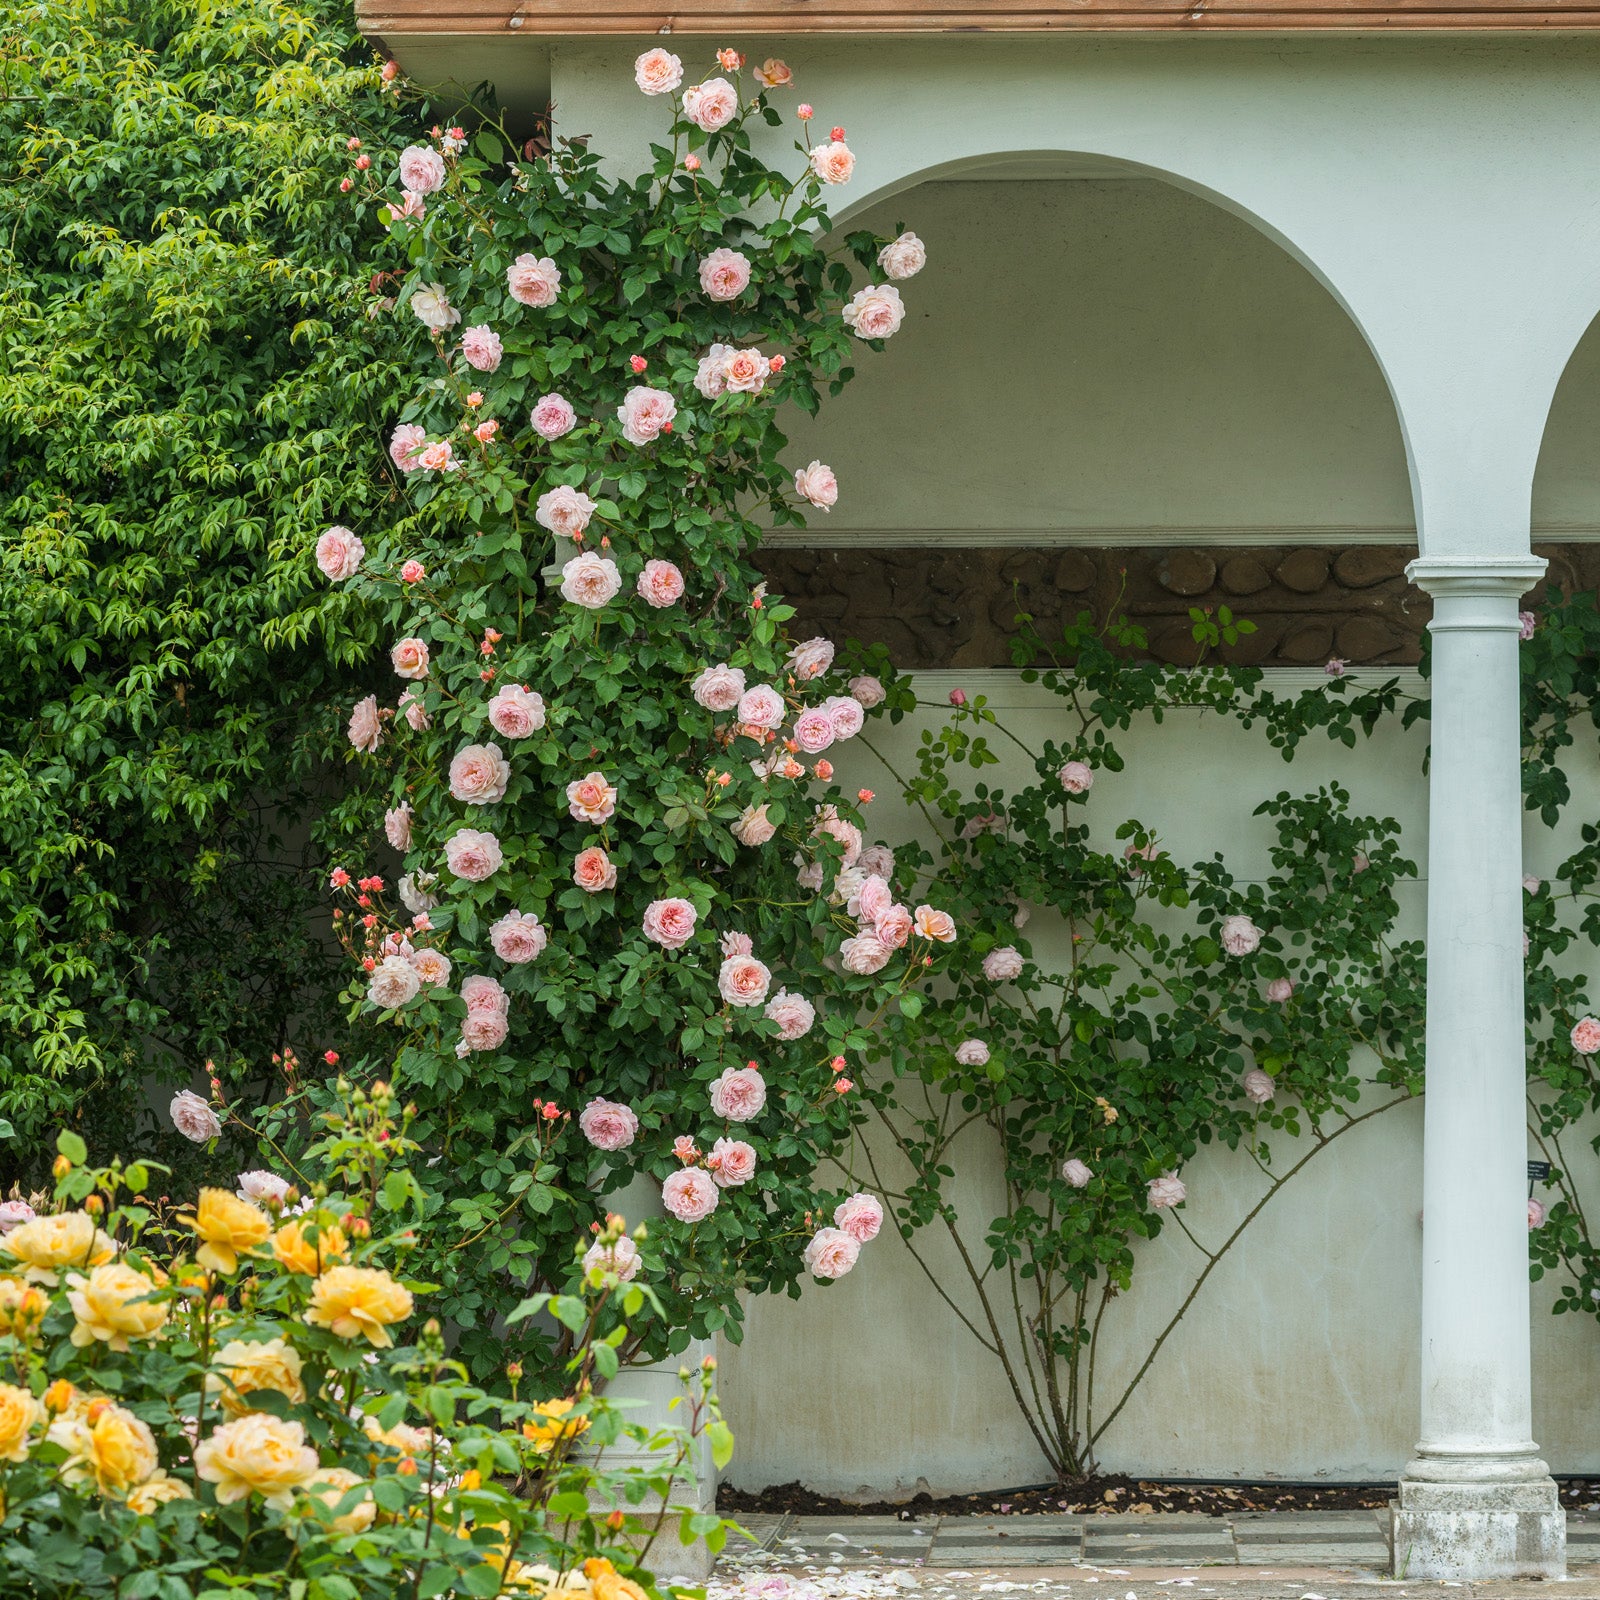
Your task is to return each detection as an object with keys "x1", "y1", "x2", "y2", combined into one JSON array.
[
  {"x1": 0, "y1": 1382, "x2": 42, "y2": 1463},
  {"x1": 126, "y1": 1471, "x2": 193, "y2": 1514},
  {"x1": 49, "y1": 1402, "x2": 160, "y2": 1497},
  {"x1": 271, "y1": 1216, "x2": 349, "y2": 1276},
  {"x1": 206, "y1": 1337, "x2": 306, "y2": 1417},
  {"x1": 521, "y1": 1397, "x2": 590, "y2": 1455},
  {"x1": 303, "y1": 1265, "x2": 413, "y2": 1348},
  {"x1": 194, "y1": 1413, "x2": 320, "y2": 1508},
  {"x1": 589, "y1": 1564, "x2": 650, "y2": 1600},
  {"x1": 306, "y1": 1466, "x2": 376, "y2": 1534},
  {"x1": 183, "y1": 1189, "x2": 271, "y2": 1275},
  {"x1": 1, "y1": 1212, "x2": 116, "y2": 1286},
  {"x1": 67, "y1": 1263, "x2": 168, "y2": 1352},
  {"x1": 0, "y1": 1277, "x2": 48, "y2": 1339},
  {"x1": 361, "y1": 1413, "x2": 431, "y2": 1456}
]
